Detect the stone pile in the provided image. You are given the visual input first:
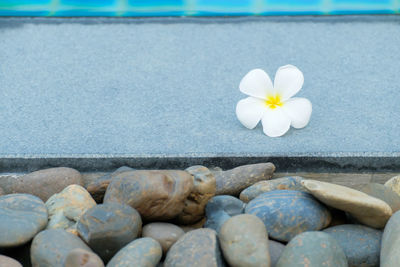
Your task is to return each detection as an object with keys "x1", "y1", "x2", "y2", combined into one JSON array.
[{"x1": 0, "y1": 165, "x2": 400, "y2": 267}]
